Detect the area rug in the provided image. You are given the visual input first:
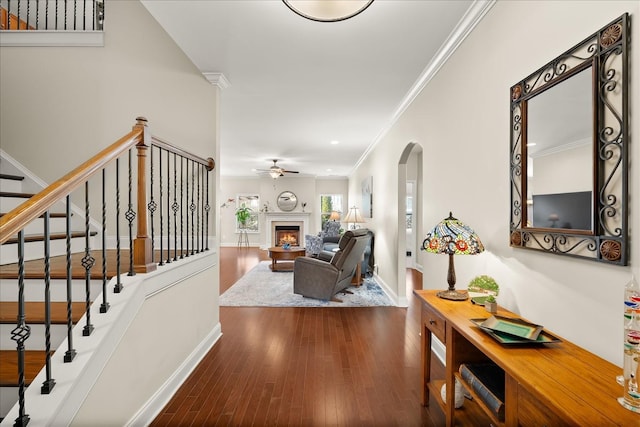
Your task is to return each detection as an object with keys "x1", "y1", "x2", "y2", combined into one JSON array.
[{"x1": 220, "y1": 261, "x2": 394, "y2": 307}]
